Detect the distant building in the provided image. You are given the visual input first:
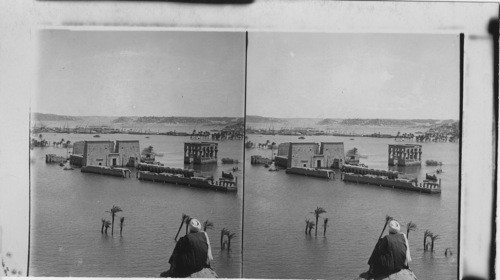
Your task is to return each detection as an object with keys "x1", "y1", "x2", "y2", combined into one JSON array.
[
  {"x1": 184, "y1": 142, "x2": 218, "y2": 164},
  {"x1": 70, "y1": 140, "x2": 140, "y2": 167},
  {"x1": 275, "y1": 142, "x2": 345, "y2": 169},
  {"x1": 388, "y1": 144, "x2": 422, "y2": 166}
]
